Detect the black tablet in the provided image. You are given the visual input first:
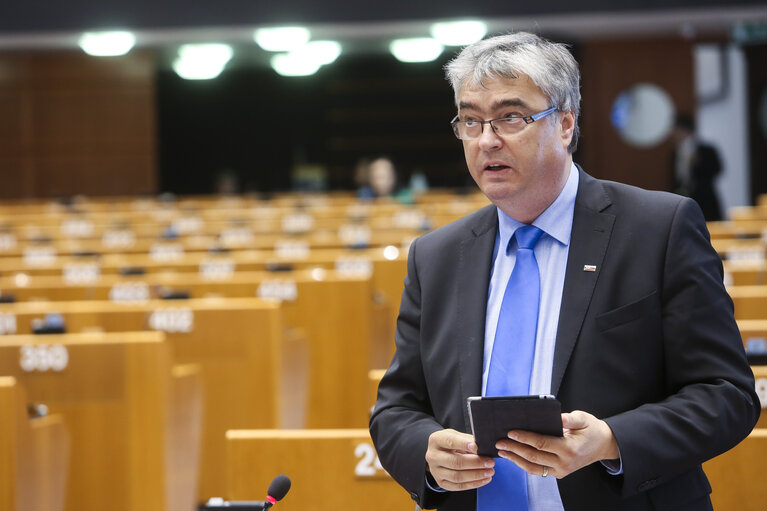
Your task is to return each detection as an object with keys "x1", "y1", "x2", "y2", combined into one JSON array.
[{"x1": 467, "y1": 395, "x2": 563, "y2": 458}]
